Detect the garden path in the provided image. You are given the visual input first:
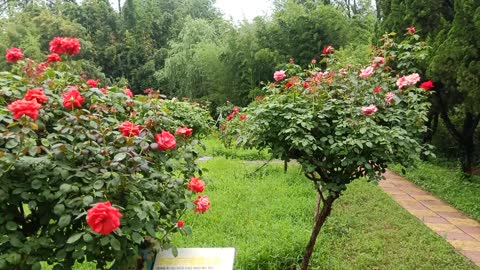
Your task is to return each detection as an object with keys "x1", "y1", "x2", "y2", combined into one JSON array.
[{"x1": 380, "y1": 170, "x2": 480, "y2": 267}]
